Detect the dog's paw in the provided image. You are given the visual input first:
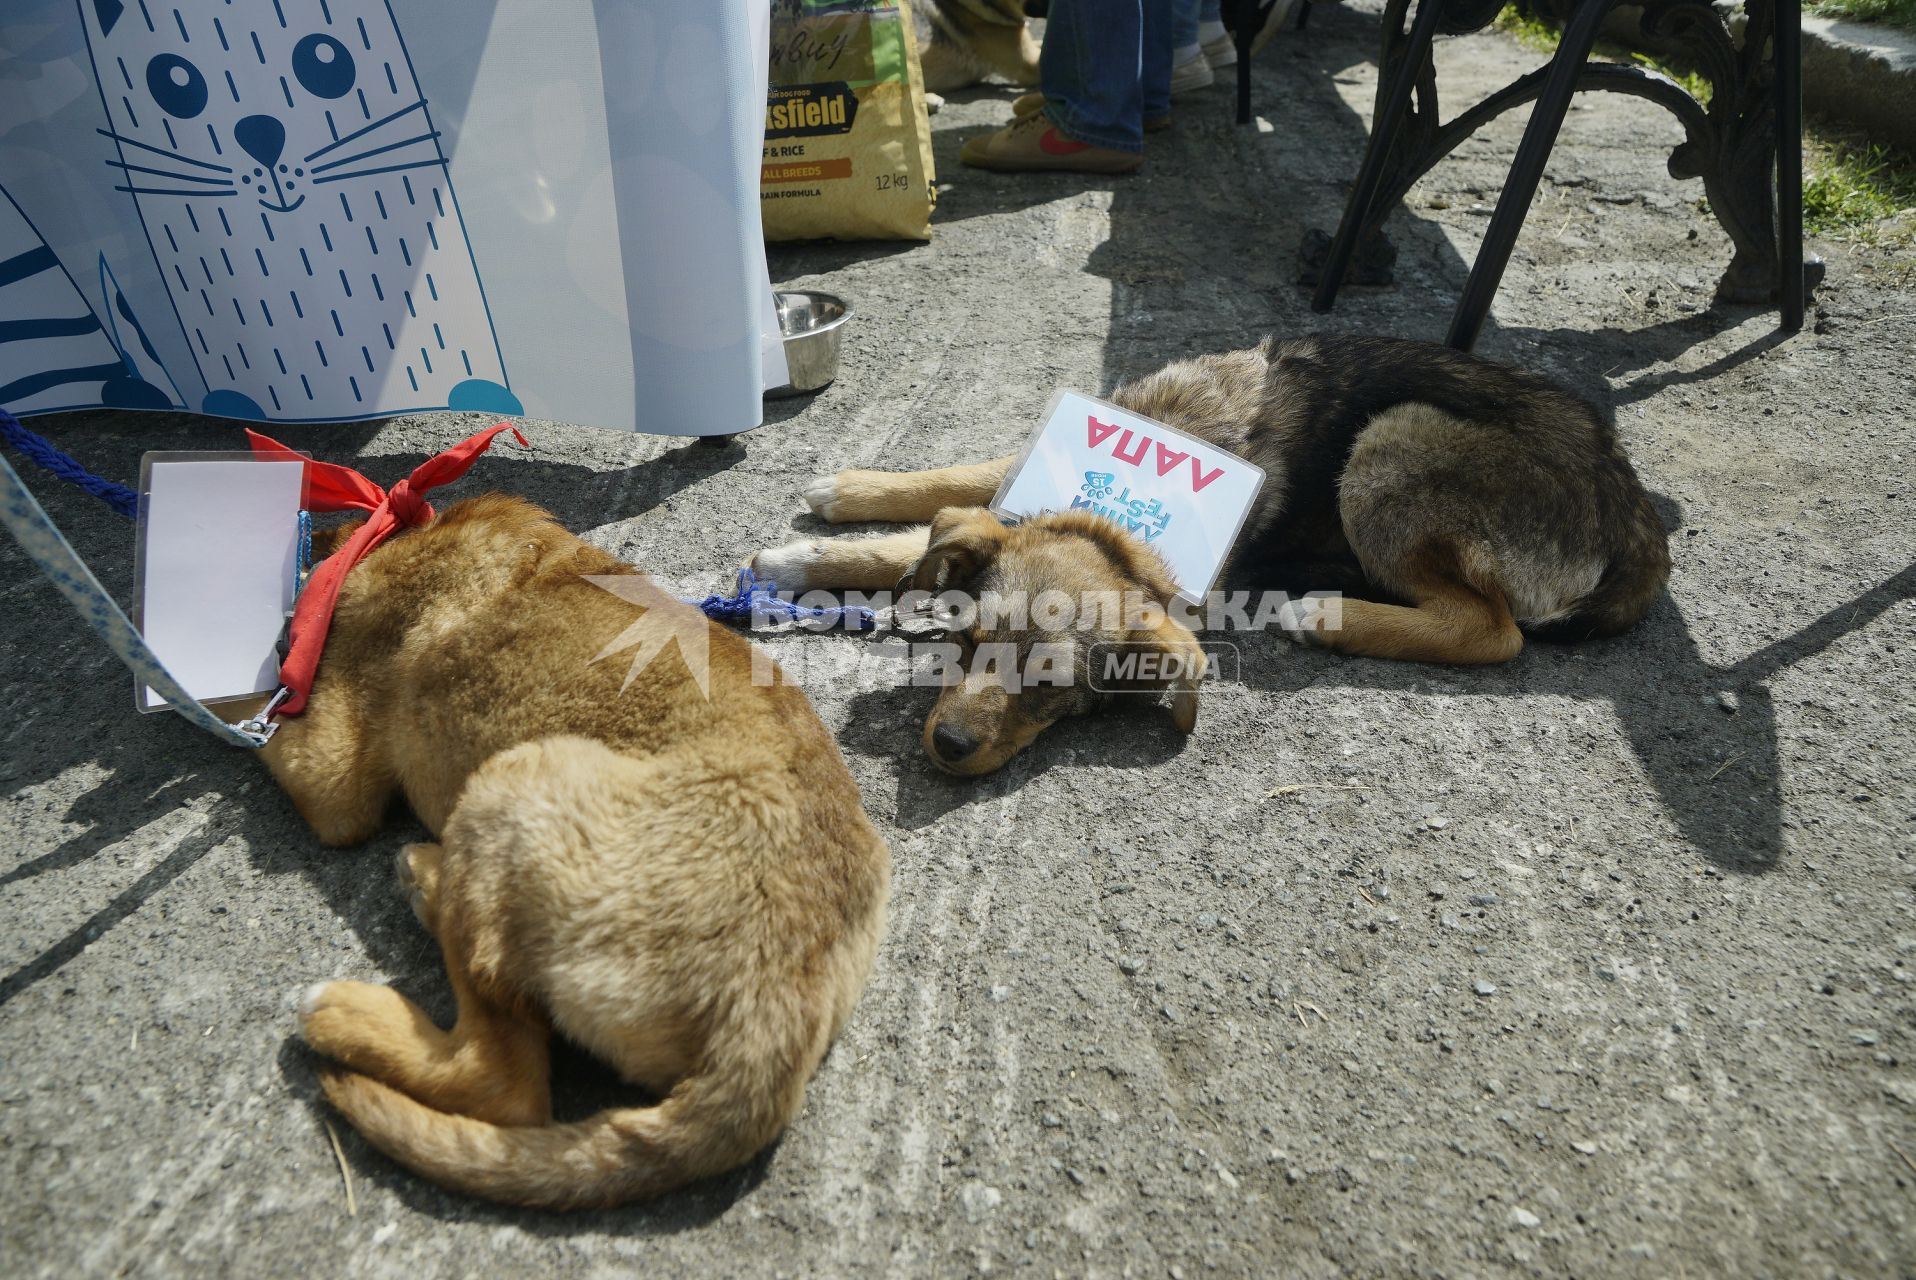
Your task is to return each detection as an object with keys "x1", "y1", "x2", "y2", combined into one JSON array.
[
  {"x1": 296, "y1": 979, "x2": 413, "y2": 1062},
  {"x1": 296, "y1": 981, "x2": 347, "y2": 1044},
  {"x1": 298, "y1": 982, "x2": 331, "y2": 1022},
  {"x1": 1275, "y1": 595, "x2": 1336, "y2": 648},
  {"x1": 751, "y1": 539, "x2": 825, "y2": 592},
  {"x1": 801, "y1": 474, "x2": 845, "y2": 521},
  {"x1": 394, "y1": 842, "x2": 443, "y2": 929},
  {"x1": 801, "y1": 469, "x2": 922, "y2": 523},
  {"x1": 802, "y1": 470, "x2": 912, "y2": 523}
]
